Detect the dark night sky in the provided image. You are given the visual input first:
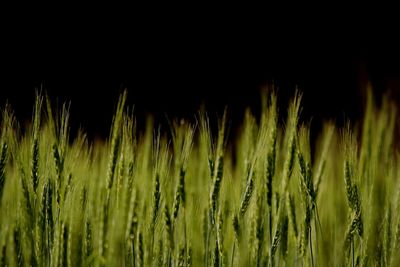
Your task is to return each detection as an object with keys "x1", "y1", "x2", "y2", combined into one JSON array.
[{"x1": 1, "y1": 12, "x2": 399, "y2": 139}]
